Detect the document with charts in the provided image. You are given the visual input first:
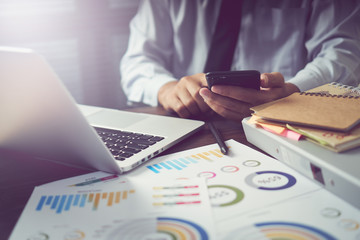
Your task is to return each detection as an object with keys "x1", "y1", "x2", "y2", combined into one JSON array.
[
  {"x1": 128, "y1": 140, "x2": 321, "y2": 220},
  {"x1": 215, "y1": 188, "x2": 360, "y2": 240},
  {"x1": 10, "y1": 172, "x2": 215, "y2": 240},
  {"x1": 10, "y1": 140, "x2": 360, "y2": 239},
  {"x1": 127, "y1": 140, "x2": 360, "y2": 239}
]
